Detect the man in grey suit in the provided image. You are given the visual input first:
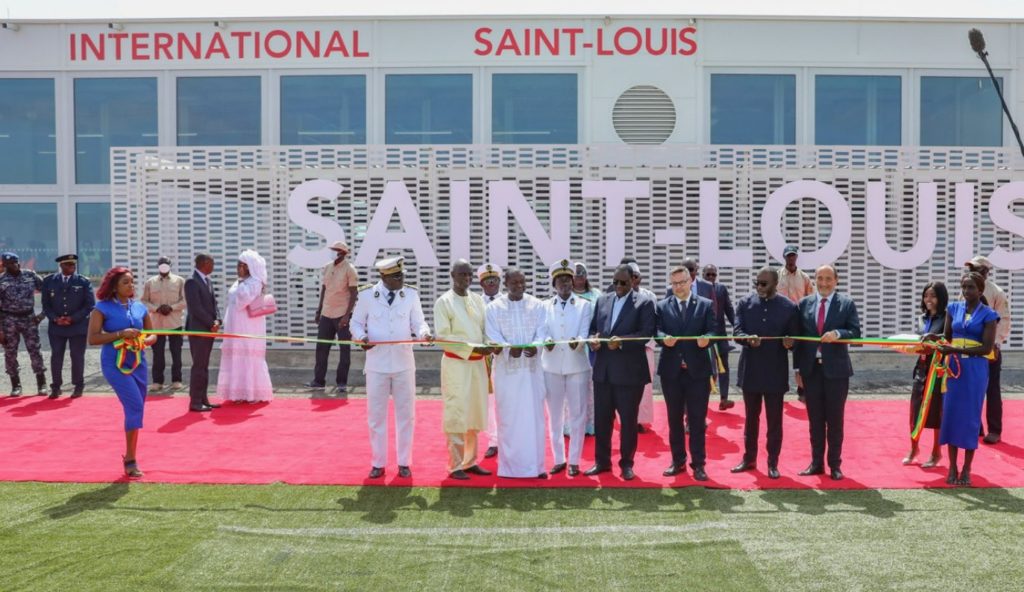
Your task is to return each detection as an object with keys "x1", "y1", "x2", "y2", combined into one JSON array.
[
  {"x1": 793, "y1": 265, "x2": 860, "y2": 481},
  {"x1": 184, "y1": 253, "x2": 221, "y2": 412}
]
